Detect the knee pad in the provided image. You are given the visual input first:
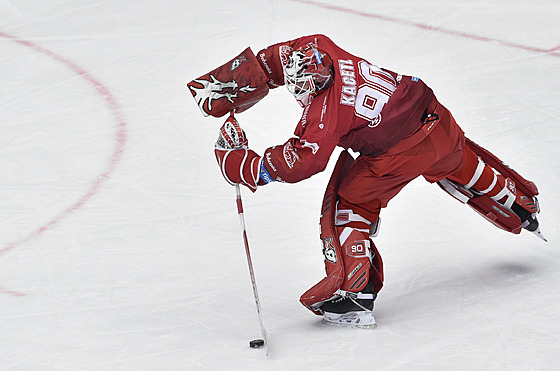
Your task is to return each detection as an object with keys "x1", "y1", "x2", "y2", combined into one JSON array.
[{"x1": 335, "y1": 210, "x2": 374, "y2": 292}]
